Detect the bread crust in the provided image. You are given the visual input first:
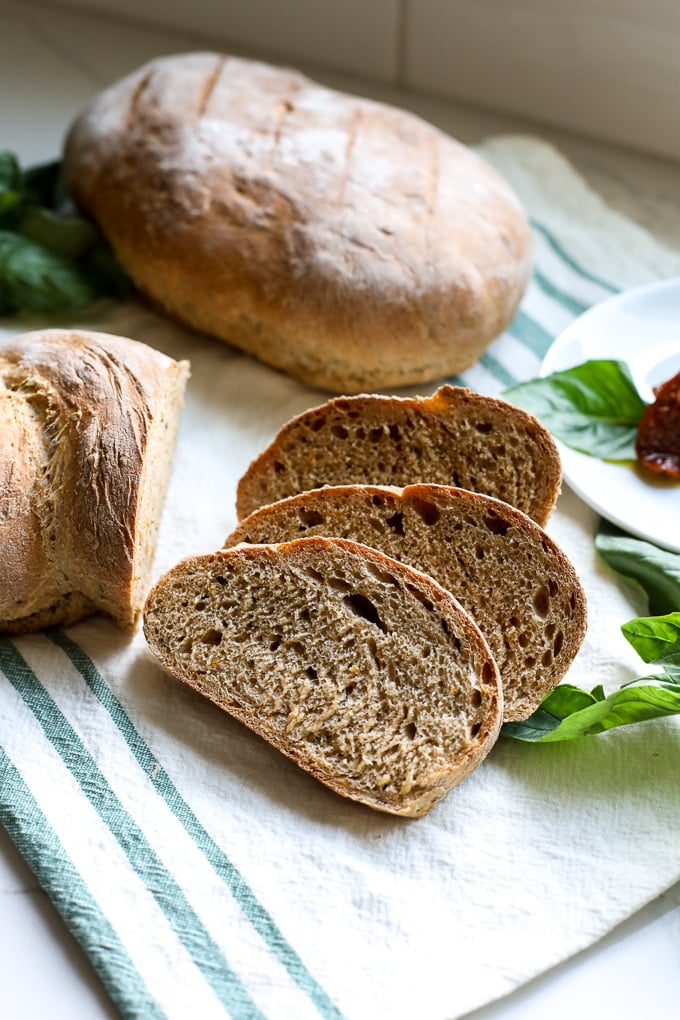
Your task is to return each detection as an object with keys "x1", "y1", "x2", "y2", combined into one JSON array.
[
  {"x1": 236, "y1": 384, "x2": 562, "y2": 526},
  {"x1": 63, "y1": 52, "x2": 532, "y2": 392},
  {"x1": 0, "y1": 329, "x2": 189, "y2": 633},
  {"x1": 226, "y1": 483, "x2": 588, "y2": 721},
  {"x1": 143, "y1": 537, "x2": 503, "y2": 817}
]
